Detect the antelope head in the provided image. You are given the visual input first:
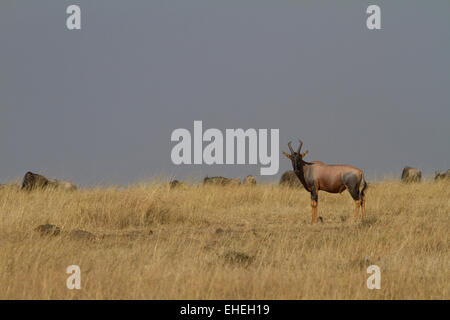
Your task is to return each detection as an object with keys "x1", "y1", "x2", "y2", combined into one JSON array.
[{"x1": 282, "y1": 140, "x2": 309, "y2": 171}]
